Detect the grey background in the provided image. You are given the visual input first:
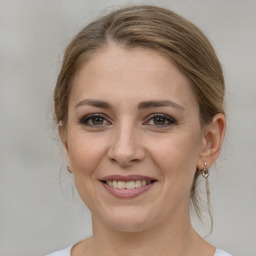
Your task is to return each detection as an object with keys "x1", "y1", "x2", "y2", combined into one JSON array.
[{"x1": 0, "y1": 0, "x2": 255, "y2": 255}]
